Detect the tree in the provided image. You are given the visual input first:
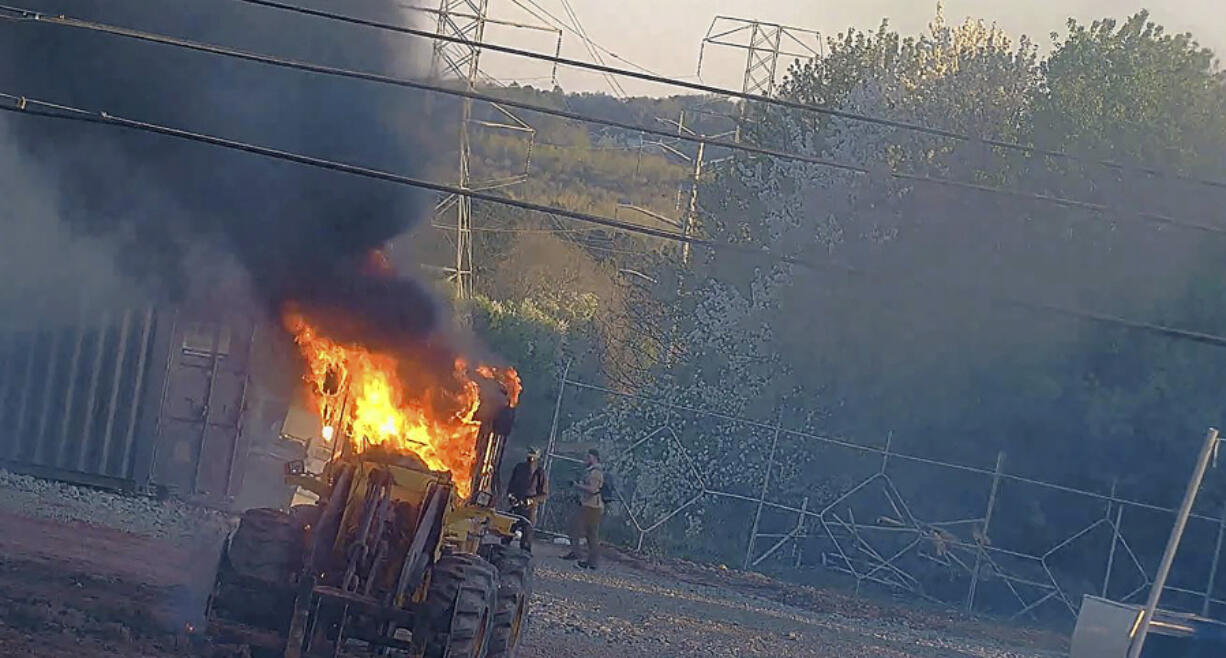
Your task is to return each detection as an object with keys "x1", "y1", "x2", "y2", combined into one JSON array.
[
  {"x1": 1025, "y1": 11, "x2": 1226, "y2": 508},
  {"x1": 569, "y1": 6, "x2": 1048, "y2": 560},
  {"x1": 1036, "y1": 11, "x2": 1226, "y2": 175},
  {"x1": 577, "y1": 6, "x2": 1226, "y2": 588}
]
